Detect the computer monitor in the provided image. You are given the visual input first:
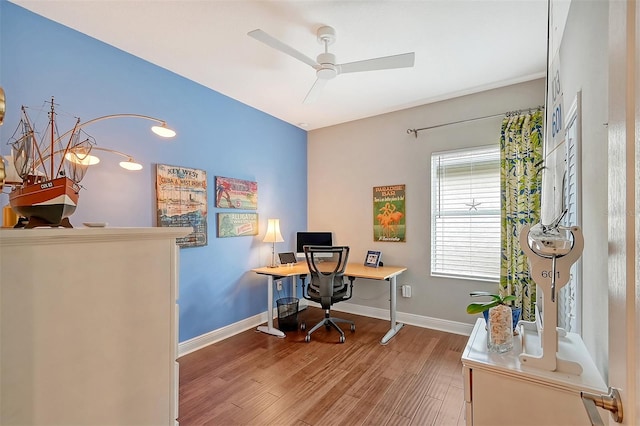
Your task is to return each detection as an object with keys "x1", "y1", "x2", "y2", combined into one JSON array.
[{"x1": 296, "y1": 231, "x2": 333, "y2": 258}]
